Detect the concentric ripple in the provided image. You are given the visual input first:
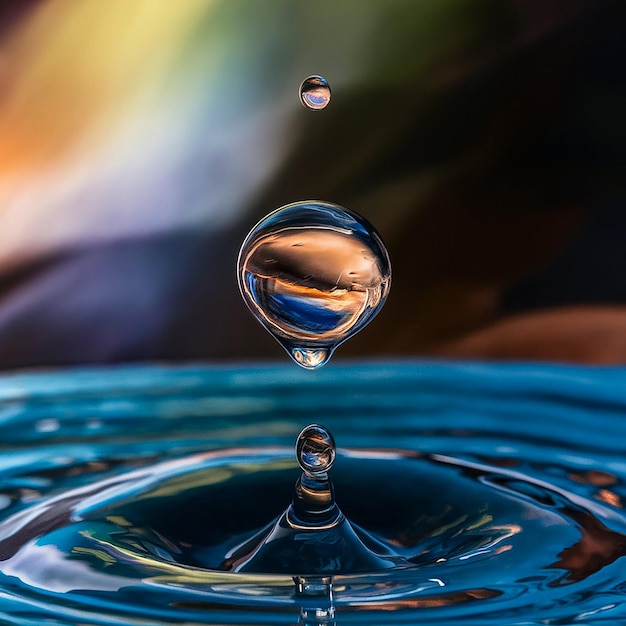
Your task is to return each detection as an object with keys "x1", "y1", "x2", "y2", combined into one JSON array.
[{"x1": 0, "y1": 362, "x2": 626, "y2": 625}]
